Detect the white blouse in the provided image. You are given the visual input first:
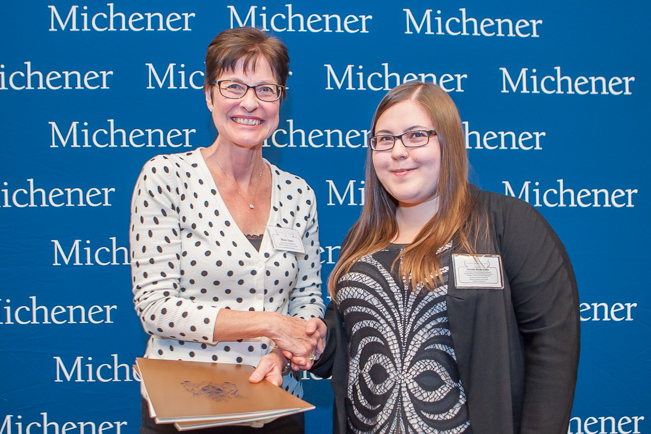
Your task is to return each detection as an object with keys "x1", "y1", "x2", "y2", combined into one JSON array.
[{"x1": 130, "y1": 148, "x2": 325, "y2": 395}]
